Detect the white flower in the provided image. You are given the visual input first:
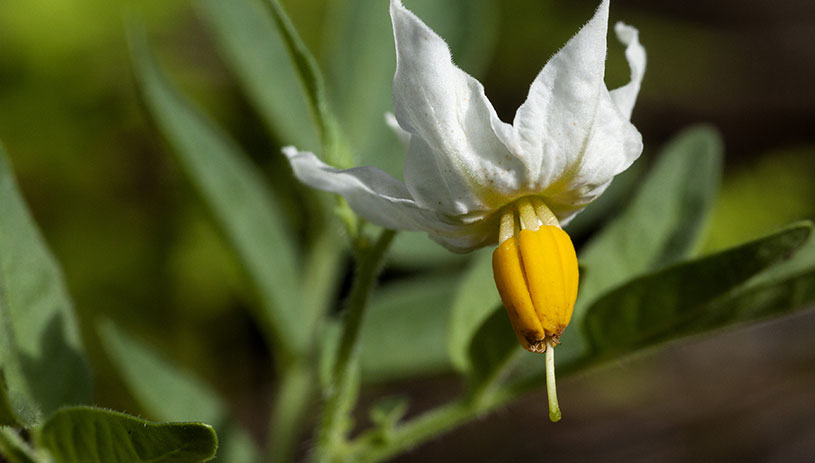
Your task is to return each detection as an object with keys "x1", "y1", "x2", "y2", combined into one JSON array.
[{"x1": 283, "y1": 0, "x2": 645, "y2": 253}]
